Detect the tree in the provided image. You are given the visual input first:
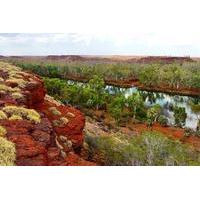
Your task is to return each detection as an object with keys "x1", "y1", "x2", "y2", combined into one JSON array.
[
  {"x1": 139, "y1": 65, "x2": 159, "y2": 87},
  {"x1": 87, "y1": 75, "x2": 107, "y2": 109},
  {"x1": 146, "y1": 104, "x2": 162, "y2": 127},
  {"x1": 173, "y1": 106, "x2": 187, "y2": 127},
  {"x1": 109, "y1": 95, "x2": 126, "y2": 124},
  {"x1": 127, "y1": 93, "x2": 144, "y2": 120},
  {"x1": 190, "y1": 103, "x2": 200, "y2": 132}
]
